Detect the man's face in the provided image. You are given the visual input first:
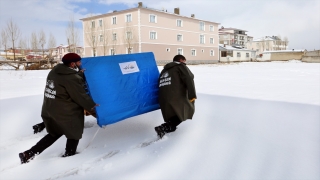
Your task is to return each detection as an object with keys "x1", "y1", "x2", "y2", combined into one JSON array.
[
  {"x1": 75, "y1": 61, "x2": 82, "y2": 68},
  {"x1": 71, "y1": 61, "x2": 81, "y2": 69},
  {"x1": 179, "y1": 59, "x2": 186, "y2": 63}
]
